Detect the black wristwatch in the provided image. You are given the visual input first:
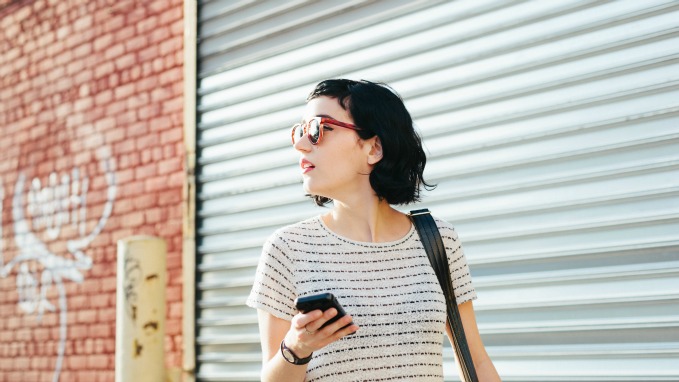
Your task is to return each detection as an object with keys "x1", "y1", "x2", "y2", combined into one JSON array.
[{"x1": 280, "y1": 340, "x2": 313, "y2": 365}]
